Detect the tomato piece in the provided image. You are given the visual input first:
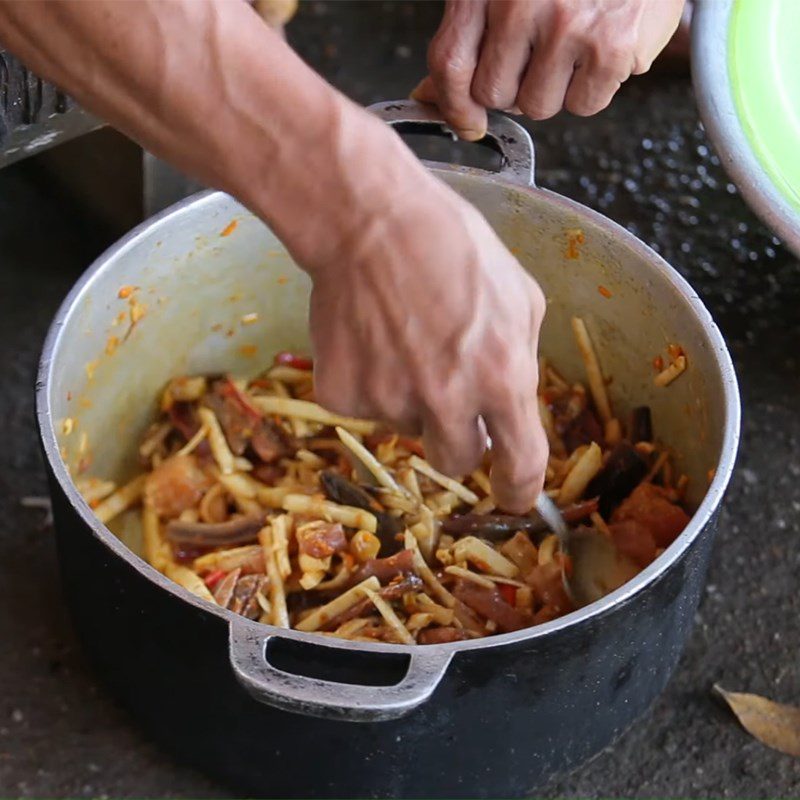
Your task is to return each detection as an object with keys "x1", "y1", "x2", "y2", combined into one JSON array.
[
  {"x1": 609, "y1": 519, "x2": 657, "y2": 567},
  {"x1": 611, "y1": 482, "x2": 690, "y2": 547},
  {"x1": 498, "y1": 583, "x2": 517, "y2": 607}
]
